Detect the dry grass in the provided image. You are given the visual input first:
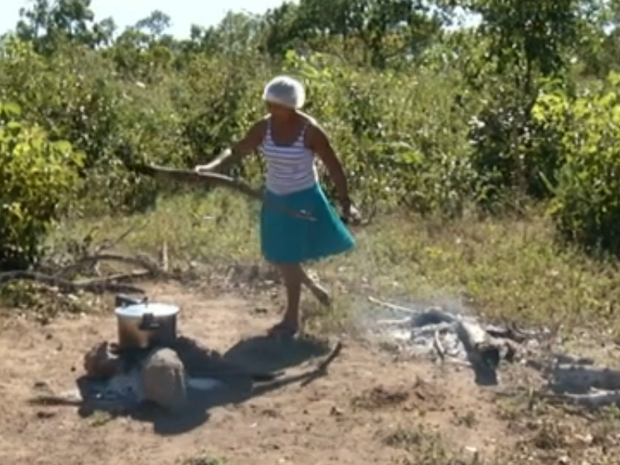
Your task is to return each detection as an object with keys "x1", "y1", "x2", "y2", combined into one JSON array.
[{"x1": 46, "y1": 190, "x2": 620, "y2": 335}]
